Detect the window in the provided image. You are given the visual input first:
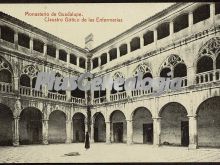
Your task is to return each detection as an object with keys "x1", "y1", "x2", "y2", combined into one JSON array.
[
  {"x1": 101, "y1": 53, "x2": 107, "y2": 65},
  {"x1": 79, "y1": 57, "x2": 86, "y2": 69},
  {"x1": 174, "y1": 14, "x2": 189, "y2": 33},
  {"x1": 193, "y1": 4, "x2": 210, "y2": 24},
  {"x1": 1, "y1": 26, "x2": 14, "y2": 43},
  {"x1": 119, "y1": 44, "x2": 127, "y2": 56},
  {"x1": 33, "y1": 39, "x2": 44, "y2": 53},
  {"x1": 130, "y1": 37, "x2": 140, "y2": 52},
  {"x1": 92, "y1": 57, "x2": 98, "y2": 69},
  {"x1": 143, "y1": 31, "x2": 154, "y2": 46},
  {"x1": 157, "y1": 23, "x2": 170, "y2": 40},
  {"x1": 215, "y1": 3, "x2": 220, "y2": 15},
  {"x1": 47, "y1": 45, "x2": 56, "y2": 58},
  {"x1": 109, "y1": 48, "x2": 117, "y2": 61},
  {"x1": 59, "y1": 49, "x2": 67, "y2": 62},
  {"x1": 70, "y1": 54, "x2": 77, "y2": 65},
  {"x1": 18, "y1": 33, "x2": 30, "y2": 48}
]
